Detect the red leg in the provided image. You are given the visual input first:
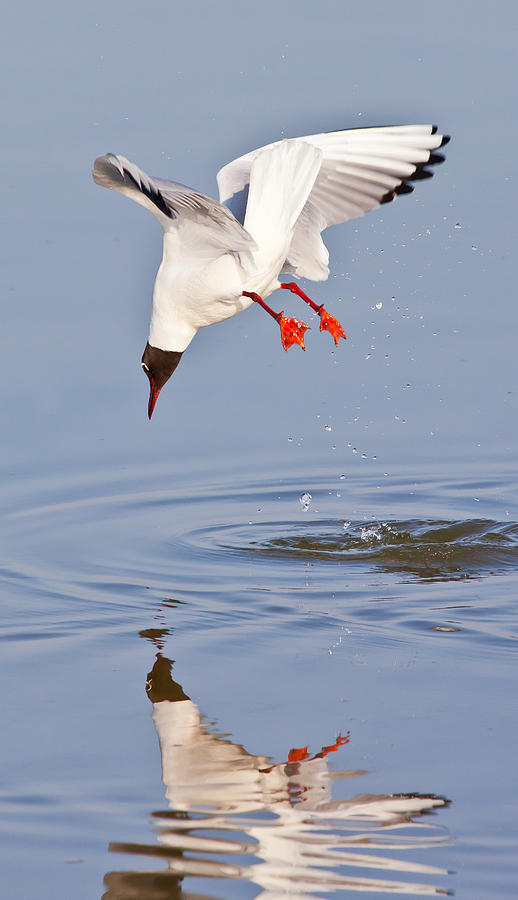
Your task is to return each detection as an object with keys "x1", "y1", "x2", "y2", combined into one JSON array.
[
  {"x1": 280, "y1": 282, "x2": 346, "y2": 345},
  {"x1": 242, "y1": 290, "x2": 309, "y2": 351}
]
